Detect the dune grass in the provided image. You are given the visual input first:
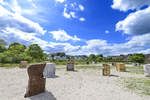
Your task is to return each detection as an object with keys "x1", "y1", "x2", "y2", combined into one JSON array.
[
  {"x1": 126, "y1": 66, "x2": 144, "y2": 74},
  {"x1": 121, "y1": 77, "x2": 150, "y2": 96},
  {"x1": 76, "y1": 65, "x2": 102, "y2": 69},
  {"x1": 0, "y1": 63, "x2": 19, "y2": 68}
]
